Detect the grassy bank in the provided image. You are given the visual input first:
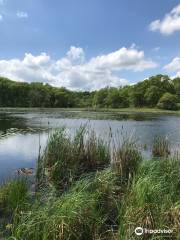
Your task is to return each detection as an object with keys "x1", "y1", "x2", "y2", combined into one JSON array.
[
  {"x1": 0, "y1": 107, "x2": 180, "y2": 115},
  {"x1": 0, "y1": 128, "x2": 179, "y2": 239}
]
